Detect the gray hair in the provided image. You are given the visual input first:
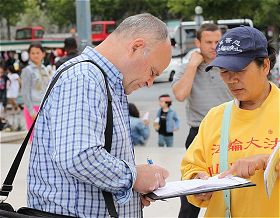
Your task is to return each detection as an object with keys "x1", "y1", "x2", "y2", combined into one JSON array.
[{"x1": 113, "y1": 13, "x2": 169, "y2": 42}]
